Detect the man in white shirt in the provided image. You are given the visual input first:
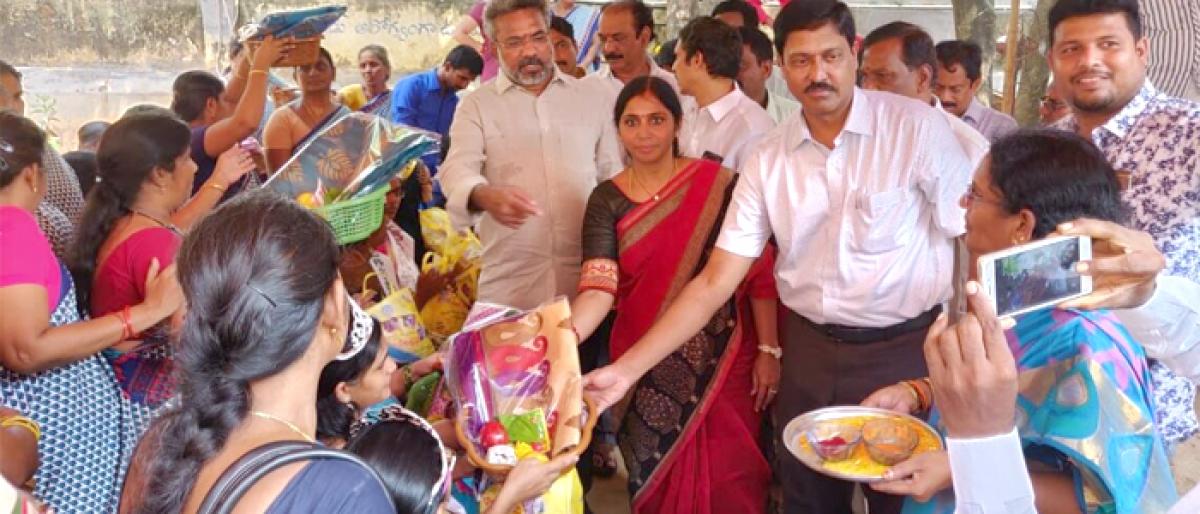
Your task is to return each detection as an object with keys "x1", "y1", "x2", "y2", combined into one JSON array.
[
  {"x1": 738, "y1": 26, "x2": 801, "y2": 124},
  {"x1": 916, "y1": 217, "x2": 1200, "y2": 514},
  {"x1": 674, "y1": 17, "x2": 775, "y2": 170},
  {"x1": 587, "y1": 0, "x2": 678, "y2": 97},
  {"x1": 583, "y1": 1, "x2": 973, "y2": 512},
  {"x1": 860, "y1": 21, "x2": 989, "y2": 167},
  {"x1": 934, "y1": 40, "x2": 1019, "y2": 141},
  {"x1": 438, "y1": 0, "x2": 622, "y2": 310}
]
